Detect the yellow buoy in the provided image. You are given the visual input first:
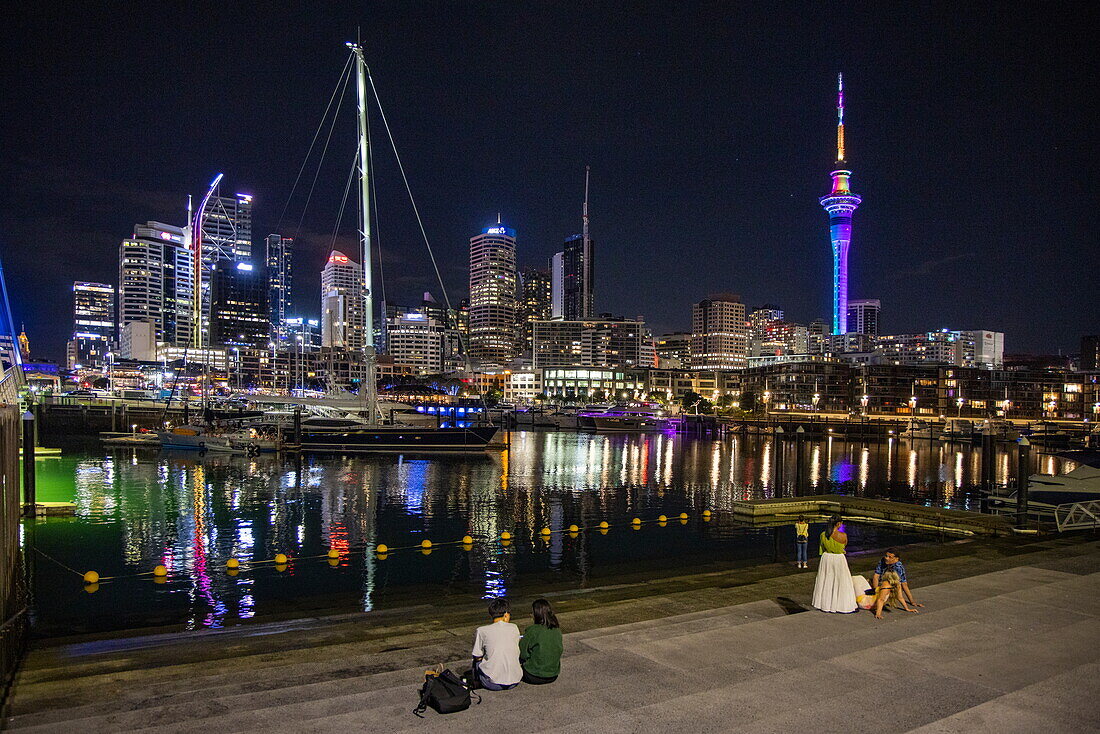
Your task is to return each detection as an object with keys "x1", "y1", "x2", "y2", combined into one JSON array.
[
  {"x1": 501, "y1": 539, "x2": 512, "y2": 547},
  {"x1": 632, "y1": 523, "x2": 641, "y2": 531},
  {"x1": 599, "y1": 528, "x2": 609, "y2": 535},
  {"x1": 328, "y1": 557, "x2": 339, "y2": 567},
  {"x1": 376, "y1": 553, "x2": 389, "y2": 561},
  {"x1": 274, "y1": 553, "x2": 288, "y2": 564},
  {"x1": 421, "y1": 548, "x2": 432, "y2": 556},
  {"x1": 84, "y1": 582, "x2": 99, "y2": 594},
  {"x1": 461, "y1": 542, "x2": 473, "y2": 551},
  {"x1": 462, "y1": 535, "x2": 474, "y2": 545},
  {"x1": 83, "y1": 570, "x2": 99, "y2": 584},
  {"x1": 658, "y1": 515, "x2": 667, "y2": 523},
  {"x1": 376, "y1": 544, "x2": 389, "y2": 554},
  {"x1": 226, "y1": 557, "x2": 240, "y2": 569},
  {"x1": 540, "y1": 527, "x2": 551, "y2": 535},
  {"x1": 703, "y1": 509, "x2": 712, "y2": 517},
  {"x1": 679, "y1": 513, "x2": 688, "y2": 520},
  {"x1": 421, "y1": 539, "x2": 432, "y2": 549},
  {"x1": 568, "y1": 531, "x2": 579, "y2": 538},
  {"x1": 500, "y1": 531, "x2": 512, "y2": 541},
  {"x1": 153, "y1": 575, "x2": 166, "y2": 585},
  {"x1": 153, "y1": 564, "x2": 168, "y2": 577},
  {"x1": 275, "y1": 563, "x2": 288, "y2": 573},
  {"x1": 327, "y1": 548, "x2": 340, "y2": 559},
  {"x1": 599, "y1": 521, "x2": 609, "y2": 529},
  {"x1": 632, "y1": 517, "x2": 641, "y2": 525},
  {"x1": 568, "y1": 524, "x2": 579, "y2": 533}
]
